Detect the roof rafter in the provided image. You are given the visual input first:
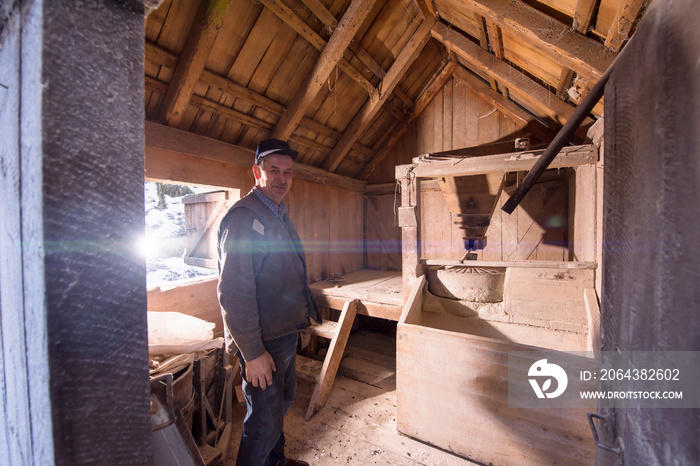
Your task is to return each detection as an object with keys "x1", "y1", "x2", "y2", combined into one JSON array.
[
  {"x1": 299, "y1": 0, "x2": 386, "y2": 79},
  {"x1": 271, "y1": 0, "x2": 377, "y2": 140},
  {"x1": 323, "y1": 15, "x2": 437, "y2": 173},
  {"x1": 431, "y1": 21, "x2": 593, "y2": 134},
  {"x1": 605, "y1": 0, "x2": 651, "y2": 51},
  {"x1": 158, "y1": 0, "x2": 232, "y2": 126},
  {"x1": 573, "y1": 0, "x2": 599, "y2": 33},
  {"x1": 451, "y1": 0, "x2": 615, "y2": 81},
  {"x1": 415, "y1": 0, "x2": 437, "y2": 18},
  {"x1": 557, "y1": 0, "x2": 598, "y2": 100},
  {"x1": 259, "y1": 0, "x2": 377, "y2": 97}
]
